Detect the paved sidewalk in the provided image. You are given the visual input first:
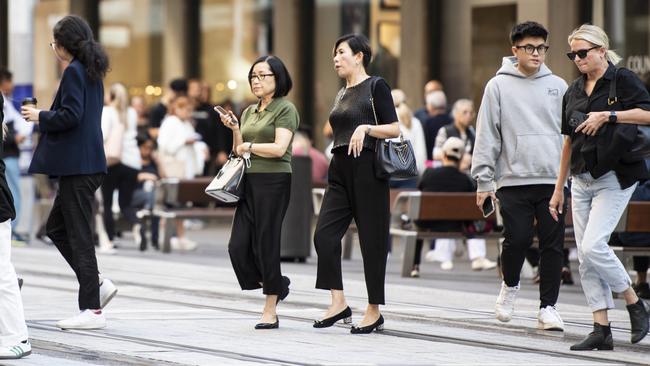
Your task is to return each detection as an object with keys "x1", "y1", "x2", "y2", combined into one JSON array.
[{"x1": 4, "y1": 239, "x2": 649, "y2": 366}]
